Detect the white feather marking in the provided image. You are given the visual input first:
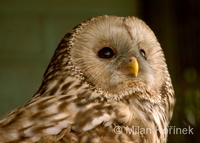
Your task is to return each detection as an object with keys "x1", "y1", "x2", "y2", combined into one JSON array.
[
  {"x1": 46, "y1": 104, "x2": 58, "y2": 113},
  {"x1": 31, "y1": 135, "x2": 41, "y2": 142},
  {"x1": 153, "y1": 110, "x2": 162, "y2": 131},
  {"x1": 102, "y1": 113, "x2": 111, "y2": 122},
  {"x1": 22, "y1": 121, "x2": 33, "y2": 128},
  {"x1": 57, "y1": 120, "x2": 69, "y2": 128},
  {"x1": 92, "y1": 117, "x2": 102, "y2": 125},
  {"x1": 68, "y1": 103, "x2": 79, "y2": 112},
  {"x1": 44, "y1": 126, "x2": 62, "y2": 135},
  {"x1": 83, "y1": 114, "x2": 112, "y2": 131},
  {"x1": 104, "y1": 121, "x2": 113, "y2": 127},
  {"x1": 92, "y1": 113, "x2": 110, "y2": 126},
  {"x1": 54, "y1": 113, "x2": 68, "y2": 120},
  {"x1": 82, "y1": 123, "x2": 94, "y2": 131}
]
